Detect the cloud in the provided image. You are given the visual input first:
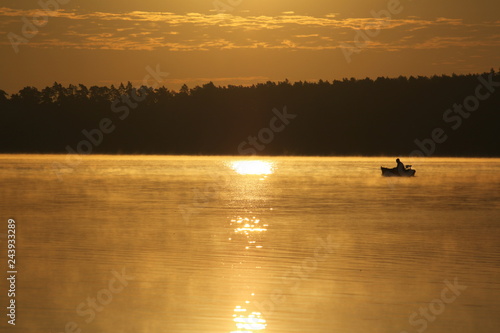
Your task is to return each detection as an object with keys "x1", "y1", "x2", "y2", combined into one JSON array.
[
  {"x1": 295, "y1": 34, "x2": 320, "y2": 38},
  {"x1": 1, "y1": 7, "x2": 499, "y2": 53},
  {"x1": 167, "y1": 76, "x2": 270, "y2": 85}
]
